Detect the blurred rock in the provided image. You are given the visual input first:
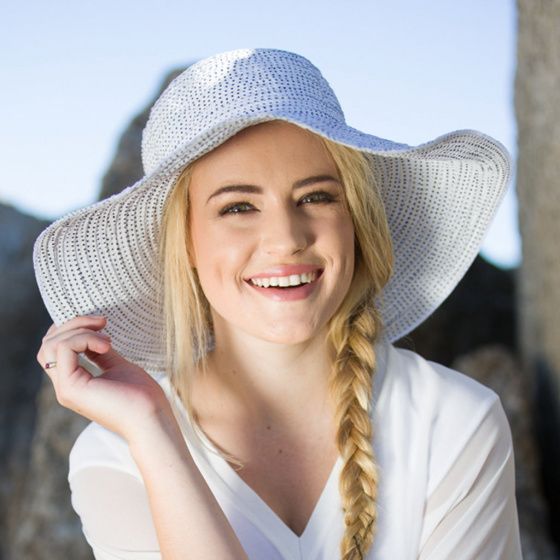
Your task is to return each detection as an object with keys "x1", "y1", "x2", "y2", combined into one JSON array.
[
  {"x1": 9, "y1": 385, "x2": 91, "y2": 560},
  {"x1": 399, "y1": 255, "x2": 516, "y2": 367},
  {"x1": 99, "y1": 68, "x2": 185, "y2": 201},
  {"x1": 516, "y1": 0, "x2": 560, "y2": 546},
  {"x1": 0, "y1": 203, "x2": 51, "y2": 559}
]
